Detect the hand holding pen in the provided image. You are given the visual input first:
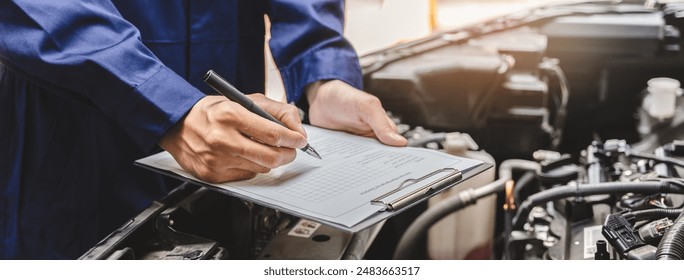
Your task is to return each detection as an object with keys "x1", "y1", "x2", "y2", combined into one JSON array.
[
  {"x1": 158, "y1": 73, "x2": 310, "y2": 183},
  {"x1": 204, "y1": 70, "x2": 321, "y2": 159}
]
